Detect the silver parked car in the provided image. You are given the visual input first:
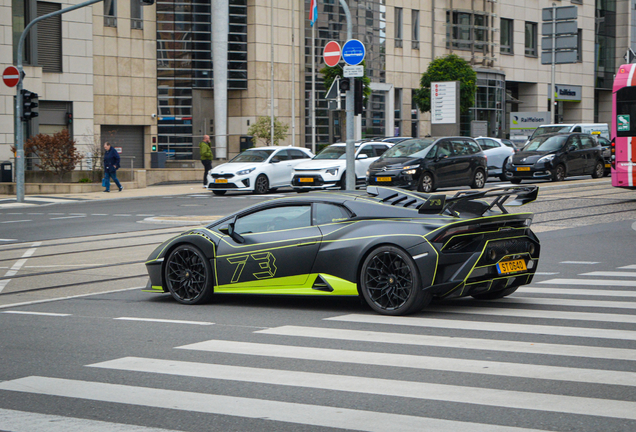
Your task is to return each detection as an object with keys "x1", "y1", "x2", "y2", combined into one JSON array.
[{"x1": 475, "y1": 137, "x2": 516, "y2": 181}]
